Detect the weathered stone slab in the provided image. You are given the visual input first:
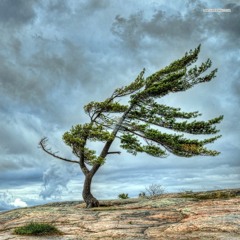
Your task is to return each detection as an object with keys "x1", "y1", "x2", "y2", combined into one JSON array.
[{"x1": 0, "y1": 189, "x2": 239, "y2": 240}]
